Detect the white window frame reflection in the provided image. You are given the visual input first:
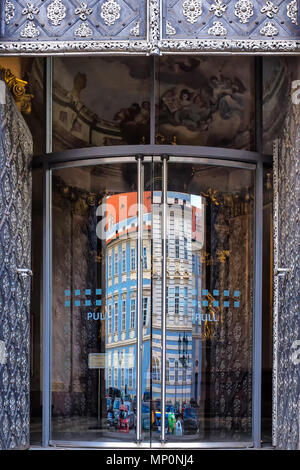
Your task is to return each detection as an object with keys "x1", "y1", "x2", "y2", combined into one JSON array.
[
  {"x1": 121, "y1": 299, "x2": 126, "y2": 331},
  {"x1": 114, "y1": 251, "x2": 118, "y2": 276},
  {"x1": 122, "y1": 249, "x2": 126, "y2": 273},
  {"x1": 143, "y1": 297, "x2": 148, "y2": 326},
  {"x1": 114, "y1": 302, "x2": 118, "y2": 334},
  {"x1": 130, "y1": 298, "x2": 136, "y2": 329},
  {"x1": 130, "y1": 247, "x2": 136, "y2": 271},
  {"x1": 108, "y1": 304, "x2": 112, "y2": 334},
  {"x1": 153, "y1": 357, "x2": 160, "y2": 382}
]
